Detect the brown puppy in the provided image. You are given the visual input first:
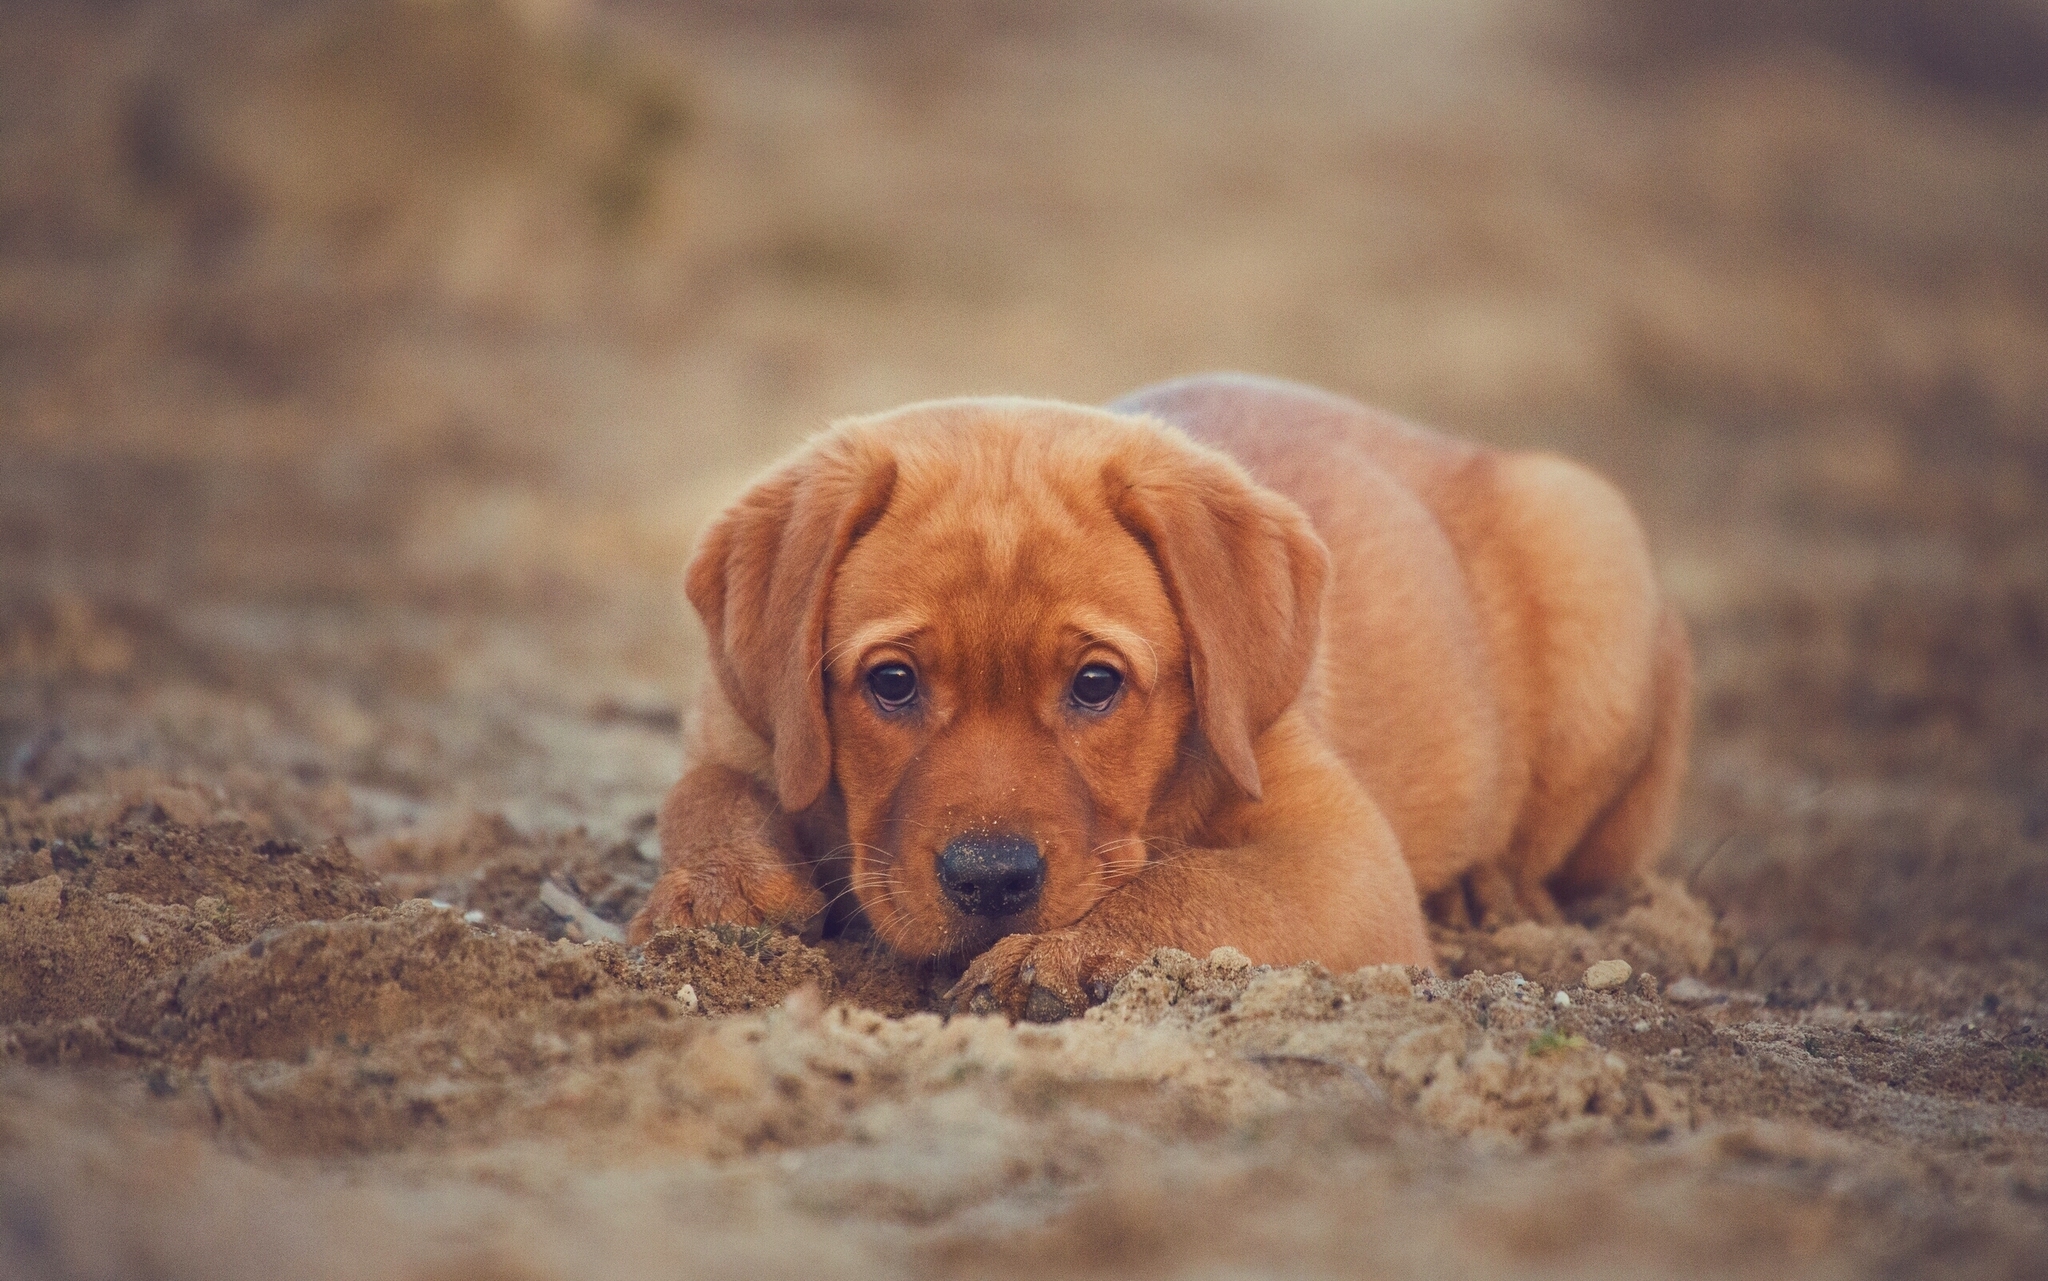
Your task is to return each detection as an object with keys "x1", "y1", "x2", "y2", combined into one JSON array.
[{"x1": 629, "y1": 374, "x2": 1690, "y2": 1019}]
